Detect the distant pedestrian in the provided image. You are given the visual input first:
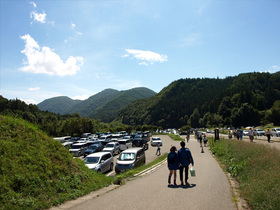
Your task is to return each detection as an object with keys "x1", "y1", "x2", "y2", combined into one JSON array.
[
  {"x1": 266, "y1": 128, "x2": 271, "y2": 143},
  {"x1": 167, "y1": 146, "x2": 179, "y2": 185},
  {"x1": 239, "y1": 130, "x2": 243, "y2": 140},
  {"x1": 203, "y1": 135, "x2": 208, "y2": 147},
  {"x1": 156, "y1": 142, "x2": 161, "y2": 156},
  {"x1": 187, "y1": 131, "x2": 190, "y2": 142},
  {"x1": 199, "y1": 132, "x2": 203, "y2": 147},
  {"x1": 178, "y1": 141, "x2": 194, "y2": 185},
  {"x1": 249, "y1": 128, "x2": 254, "y2": 143}
]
